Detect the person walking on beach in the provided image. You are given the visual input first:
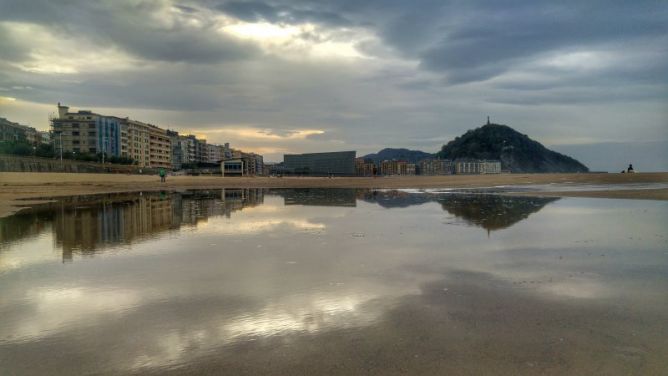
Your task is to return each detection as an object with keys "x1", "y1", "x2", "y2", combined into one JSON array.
[{"x1": 159, "y1": 168, "x2": 166, "y2": 183}]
